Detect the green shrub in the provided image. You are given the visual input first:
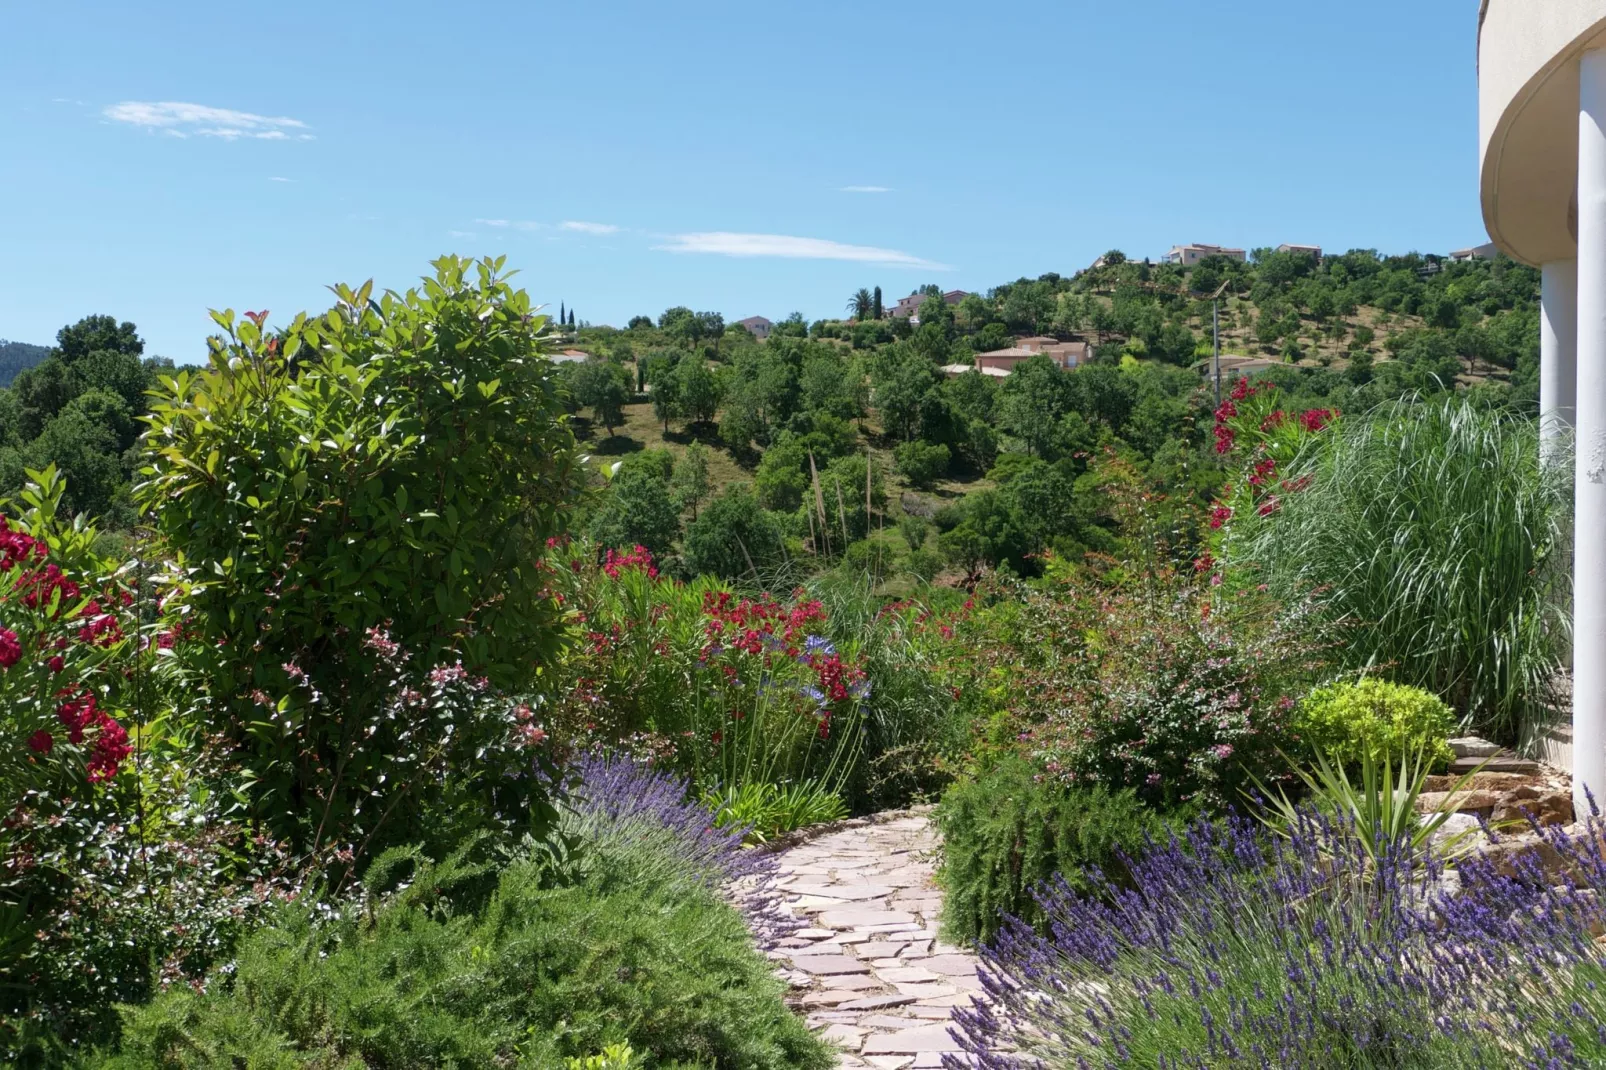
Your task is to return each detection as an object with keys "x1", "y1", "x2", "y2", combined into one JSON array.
[
  {"x1": 138, "y1": 258, "x2": 581, "y2": 864},
  {"x1": 1295, "y1": 678, "x2": 1457, "y2": 768},
  {"x1": 935, "y1": 755, "x2": 1181, "y2": 945},
  {"x1": 893, "y1": 440, "x2": 950, "y2": 489},
  {"x1": 86, "y1": 836, "x2": 830, "y2": 1070}
]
